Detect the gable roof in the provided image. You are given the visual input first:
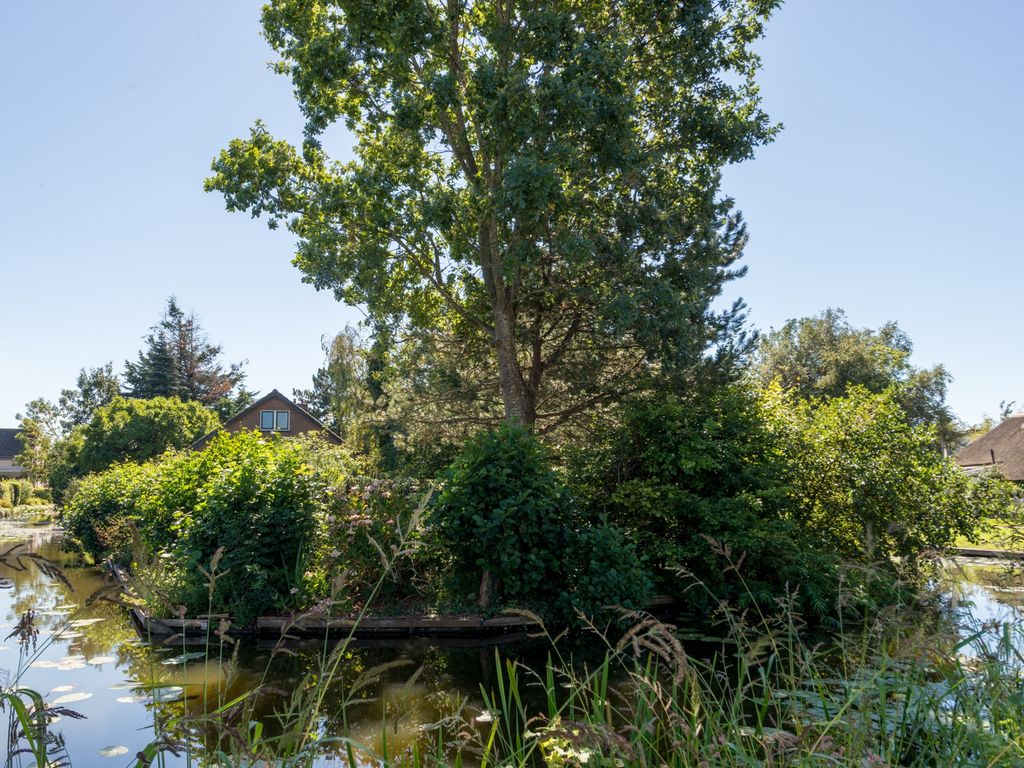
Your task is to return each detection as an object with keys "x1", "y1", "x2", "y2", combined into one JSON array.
[
  {"x1": 190, "y1": 389, "x2": 342, "y2": 449},
  {"x1": 0, "y1": 429, "x2": 21, "y2": 462},
  {"x1": 956, "y1": 414, "x2": 1024, "y2": 481}
]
